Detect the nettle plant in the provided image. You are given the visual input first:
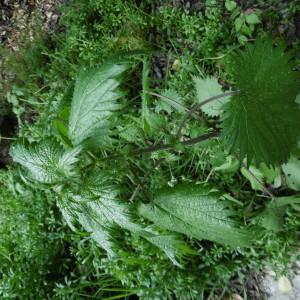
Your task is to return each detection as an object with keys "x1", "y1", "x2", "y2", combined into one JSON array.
[{"x1": 10, "y1": 39, "x2": 300, "y2": 266}]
